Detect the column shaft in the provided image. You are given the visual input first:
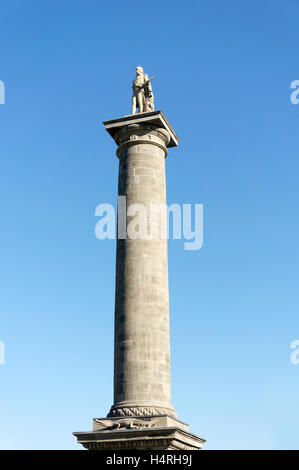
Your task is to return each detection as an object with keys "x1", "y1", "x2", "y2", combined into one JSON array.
[{"x1": 108, "y1": 124, "x2": 176, "y2": 418}]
